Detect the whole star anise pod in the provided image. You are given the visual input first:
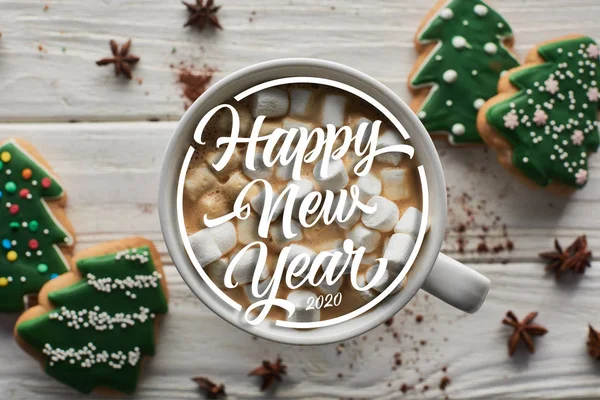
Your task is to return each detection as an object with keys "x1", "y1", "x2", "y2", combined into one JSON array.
[
  {"x1": 191, "y1": 377, "x2": 226, "y2": 399},
  {"x1": 182, "y1": 0, "x2": 222, "y2": 30},
  {"x1": 502, "y1": 311, "x2": 548, "y2": 356},
  {"x1": 587, "y1": 325, "x2": 600, "y2": 359},
  {"x1": 249, "y1": 356, "x2": 286, "y2": 391},
  {"x1": 95, "y1": 40, "x2": 140, "y2": 79},
  {"x1": 539, "y1": 235, "x2": 592, "y2": 278}
]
